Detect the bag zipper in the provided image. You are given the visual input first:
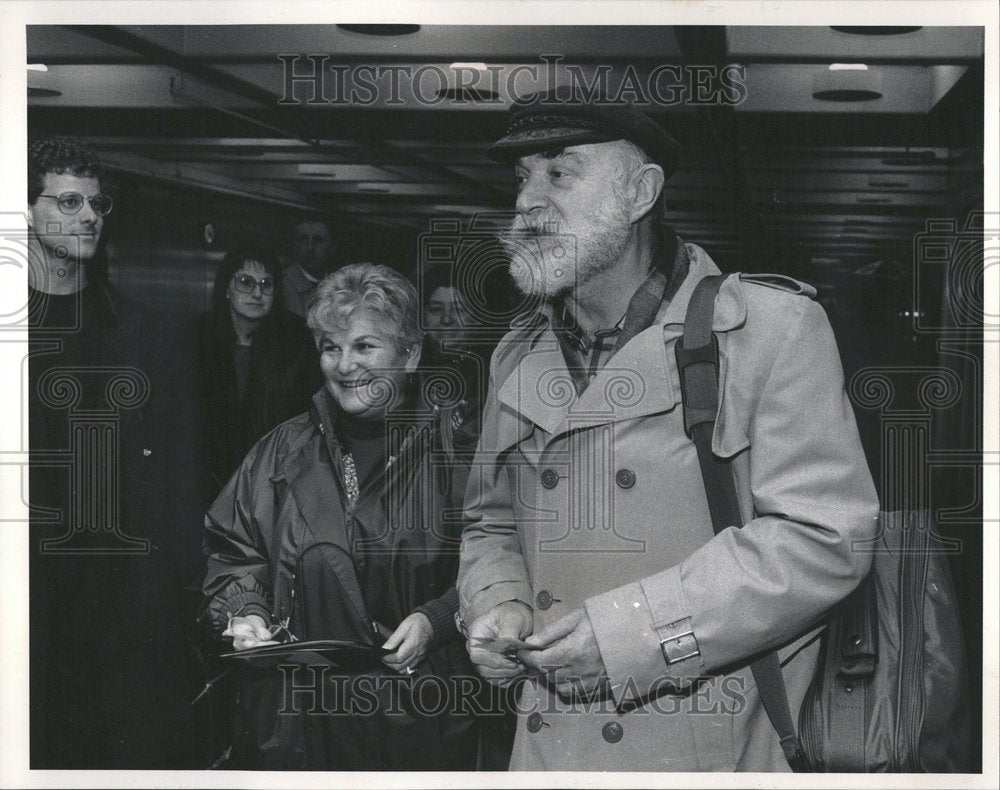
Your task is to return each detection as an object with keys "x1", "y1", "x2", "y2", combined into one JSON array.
[{"x1": 895, "y1": 515, "x2": 930, "y2": 772}]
